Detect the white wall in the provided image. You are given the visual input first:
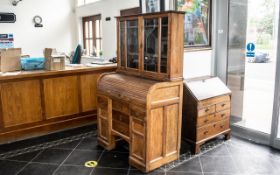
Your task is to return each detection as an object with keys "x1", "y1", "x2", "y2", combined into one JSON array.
[
  {"x1": 76, "y1": 0, "x2": 139, "y2": 59},
  {"x1": 76, "y1": 0, "x2": 213, "y2": 79},
  {"x1": 183, "y1": 50, "x2": 212, "y2": 79},
  {"x1": 0, "y1": 0, "x2": 77, "y2": 57}
]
